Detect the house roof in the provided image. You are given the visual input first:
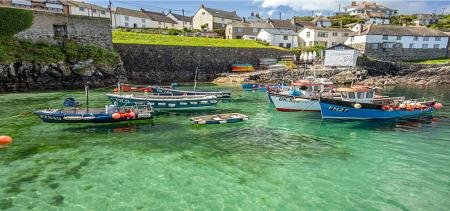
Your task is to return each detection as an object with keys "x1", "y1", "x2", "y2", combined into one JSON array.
[
  {"x1": 269, "y1": 19, "x2": 298, "y2": 29},
  {"x1": 228, "y1": 21, "x2": 272, "y2": 28},
  {"x1": 326, "y1": 43, "x2": 356, "y2": 50},
  {"x1": 294, "y1": 20, "x2": 316, "y2": 28},
  {"x1": 302, "y1": 26, "x2": 352, "y2": 33},
  {"x1": 141, "y1": 9, "x2": 177, "y2": 24},
  {"x1": 115, "y1": 7, "x2": 149, "y2": 19},
  {"x1": 168, "y1": 11, "x2": 192, "y2": 23},
  {"x1": 65, "y1": 0, "x2": 106, "y2": 11},
  {"x1": 201, "y1": 5, "x2": 241, "y2": 21},
  {"x1": 312, "y1": 16, "x2": 331, "y2": 23},
  {"x1": 357, "y1": 11, "x2": 387, "y2": 20},
  {"x1": 261, "y1": 28, "x2": 297, "y2": 36},
  {"x1": 352, "y1": 25, "x2": 449, "y2": 37}
]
